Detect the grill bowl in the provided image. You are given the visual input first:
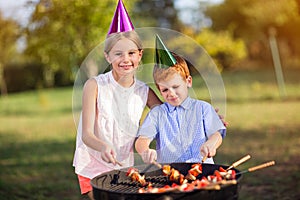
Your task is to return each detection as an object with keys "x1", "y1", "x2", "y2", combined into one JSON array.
[{"x1": 91, "y1": 163, "x2": 242, "y2": 200}]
